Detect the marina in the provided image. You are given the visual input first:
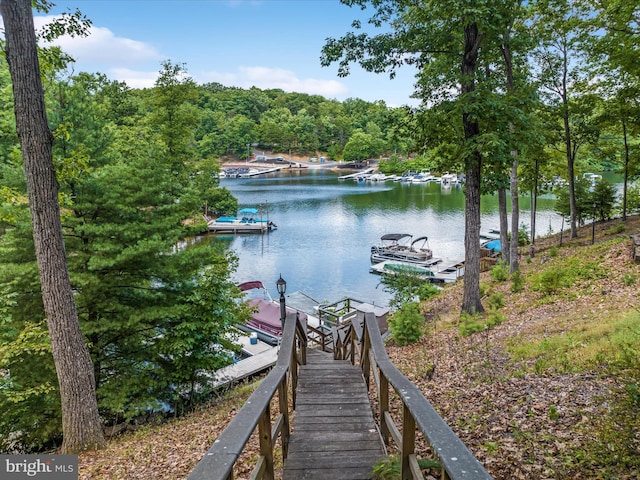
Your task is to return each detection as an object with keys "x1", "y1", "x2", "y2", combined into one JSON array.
[{"x1": 207, "y1": 169, "x2": 572, "y2": 307}]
